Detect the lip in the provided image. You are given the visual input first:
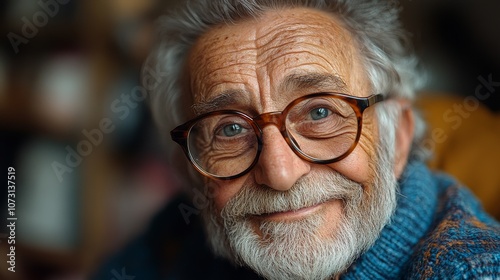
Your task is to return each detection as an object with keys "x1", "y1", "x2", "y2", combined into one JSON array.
[{"x1": 254, "y1": 201, "x2": 325, "y2": 221}]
